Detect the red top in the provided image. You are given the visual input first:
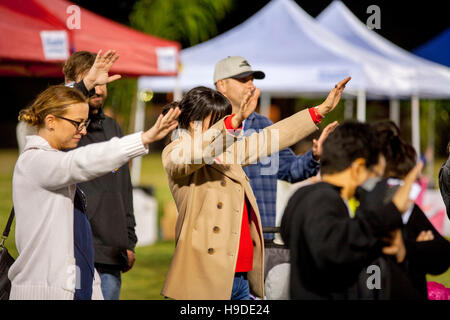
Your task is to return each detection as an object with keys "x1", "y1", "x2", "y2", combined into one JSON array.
[
  {"x1": 223, "y1": 109, "x2": 320, "y2": 272},
  {"x1": 235, "y1": 199, "x2": 254, "y2": 272},
  {"x1": 224, "y1": 114, "x2": 254, "y2": 272}
]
